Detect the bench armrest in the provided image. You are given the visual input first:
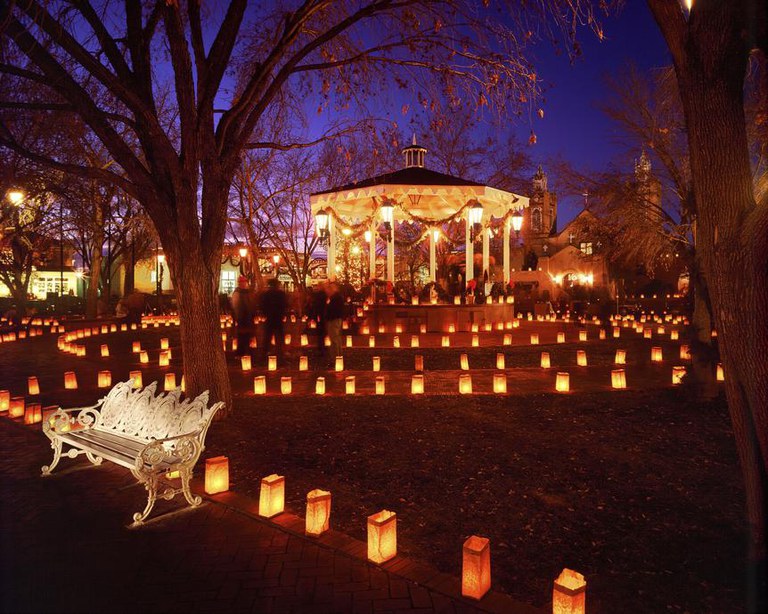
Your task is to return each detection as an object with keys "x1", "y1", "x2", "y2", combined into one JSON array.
[
  {"x1": 136, "y1": 430, "x2": 203, "y2": 471},
  {"x1": 43, "y1": 404, "x2": 101, "y2": 436}
]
